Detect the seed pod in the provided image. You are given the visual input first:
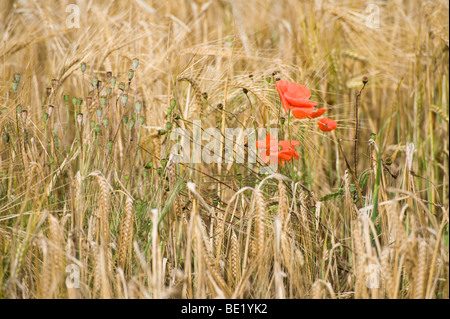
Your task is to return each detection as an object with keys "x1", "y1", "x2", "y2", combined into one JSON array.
[
  {"x1": 72, "y1": 97, "x2": 78, "y2": 107},
  {"x1": 100, "y1": 95, "x2": 107, "y2": 107},
  {"x1": 135, "y1": 101, "x2": 143, "y2": 113},
  {"x1": 2, "y1": 133, "x2": 10, "y2": 143},
  {"x1": 64, "y1": 94, "x2": 69, "y2": 103},
  {"x1": 14, "y1": 73, "x2": 21, "y2": 83},
  {"x1": 118, "y1": 82, "x2": 126, "y2": 91},
  {"x1": 127, "y1": 69, "x2": 134, "y2": 82},
  {"x1": 166, "y1": 122, "x2": 172, "y2": 130},
  {"x1": 129, "y1": 118, "x2": 135, "y2": 130},
  {"x1": 170, "y1": 99, "x2": 176, "y2": 108},
  {"x1": 102, "y1": 118, "x2": 109, "y2": 127},
  {"x1": 81, "y1": 63, "x2": 87, "y2": 73},
  {"x1": 92, "y1": 77, "x2": 99, "y2": 88},
  {"x1": 158, "y1": 129, "x2": 167, "y2": 135},
  {"x1": 46, "y1": 87, "x2": 52, "y2": 97},
  {"x1": 90, "y1": 121, "x2": 95, "y2": 129},
  {"x1": 94, "y1": 124, "x2": 101, "y2": 134},
  {"x1": 17, "y1": 105, "x2": 23, "y2": 113},
  {"x1": 111, "y1": 76, "x2": 117, "y2": 87},
  {"x1": 122, "y1": 116, "x2": 129, "y2": 125},
  {"x1": 106, "y1": 71, "x2": 112, "y2": 80},
  {"x1": 139, "y1": 116, "x2": 145, "y2": 125},
  {"x1": 167, "y1": 108, "x2": 172, "y2": 115},
  {"x1": 160, "y1": 158, "x2": 167, "y2": 167},
  {"x1": 11, "y1": 82, "x2": 19, "y2": 92},
  {"x1": 97, "y1": 108, "x2": 103, "y2": 119},
  {"x1": 77, "y1": 98, "x2": 83, "y2": 106},
  {"x1": 132, "y1": 58, "x2": 139, "y2": 70},
  {"x1": 144, "y1": 162, "x2": 153, "y2": 169},
  {"x1": 362, "y1": 76, "x2": 369, "y2": 84},
  {"x1": 121, "y1": 94, "x2": 128, "y2": 106}
]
